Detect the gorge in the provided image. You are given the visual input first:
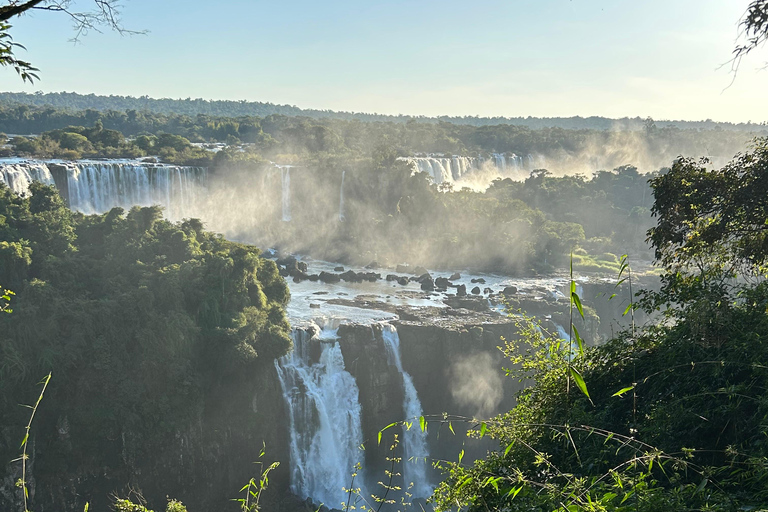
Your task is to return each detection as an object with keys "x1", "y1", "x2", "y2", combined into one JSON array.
[{"x1": 0, "y1": 157, "x2": 645, "y2": 512}]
